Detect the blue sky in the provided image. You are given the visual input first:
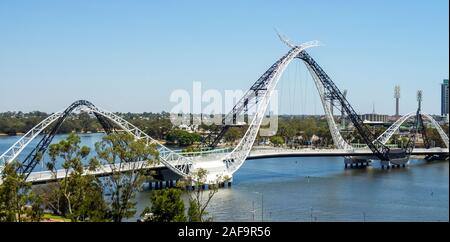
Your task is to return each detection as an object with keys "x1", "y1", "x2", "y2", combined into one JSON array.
[{"x1": 0, "y1": 0, "x2": 448, "y2": 115}]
